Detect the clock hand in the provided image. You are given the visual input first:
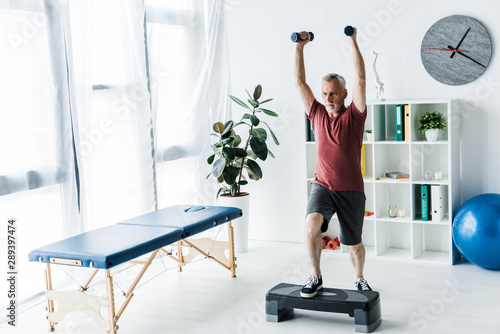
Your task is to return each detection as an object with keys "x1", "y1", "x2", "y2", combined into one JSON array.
[
  {"x1": 425, "y1": 47, "x2": 468, "y2": 52},
  {"x1": 448, "y1": 45, "x2": 486, "y2": 67},
  {"x1": 451, "y1": 27, "x2": 470, "y2": 59},
  {"x1": 456, "y1": 53, "x2": 487, "y2": 68}
]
